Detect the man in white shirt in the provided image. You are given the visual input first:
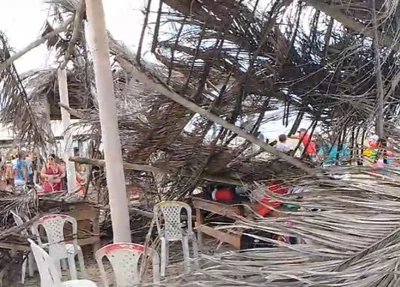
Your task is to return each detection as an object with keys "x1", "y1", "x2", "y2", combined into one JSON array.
[{"x1": 275, "y1": 134, "x2": 292, "y2": 153}]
